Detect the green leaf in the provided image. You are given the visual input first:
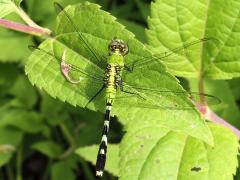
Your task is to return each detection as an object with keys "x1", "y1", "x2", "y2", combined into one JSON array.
[
  {"x1": 0, "y1": 127, "x2": 23, "y2": 166},
  {"x1": 0, "y1": 13, "x2": 32, "y2": 62},
  {"x1": 51, "y1": 155, "x2": 77, "y2": 180},
  {"x1": 0, "y1": 109, "x2": 48, "y2": 135},
  {"x1": 147, "y1": 0, "x2": 240, "y2": 79},
  {"x1": 118, "y1": 19, "x2": 147, "y2": 43},
  {"x1": 76, "y1": 144, "x2": 119, "y2": 176},
  {"x1": 25, "y1": 0, "x2": 86, "y2": 30},
  {"x1": 26, "y1": 2, "x2": 213, "y2": 144},
  {"x1": 119, "y1": 123, "x2": 238, "y2": 179},
  {"x1": 31, "y1": 141, "x2": 63, "y2": 158},
  {"x1": 110, "y1": 1, "x2": 134, "y2": 20},
  {"x1": 8, "y1": 75, "x2": 37, "y2": 109},
  {"x1": 0, "y1": 63, "x2": 18, "y2": 86},
  {"x1": 228, "y1": 78, "x2": 240, "y2": 100},
  {"x1": 133, "y1": 0, "x2": 150, "y2": 20},
  {"x1": 40, "y1": 93, "x2": 66, "y2": 125},
  {"x1": 203, "y1": 124, "x2": 238, "y2": 180},
  {"x1": 0, "y1": 0, "x2": 22, "y2": 18}
]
